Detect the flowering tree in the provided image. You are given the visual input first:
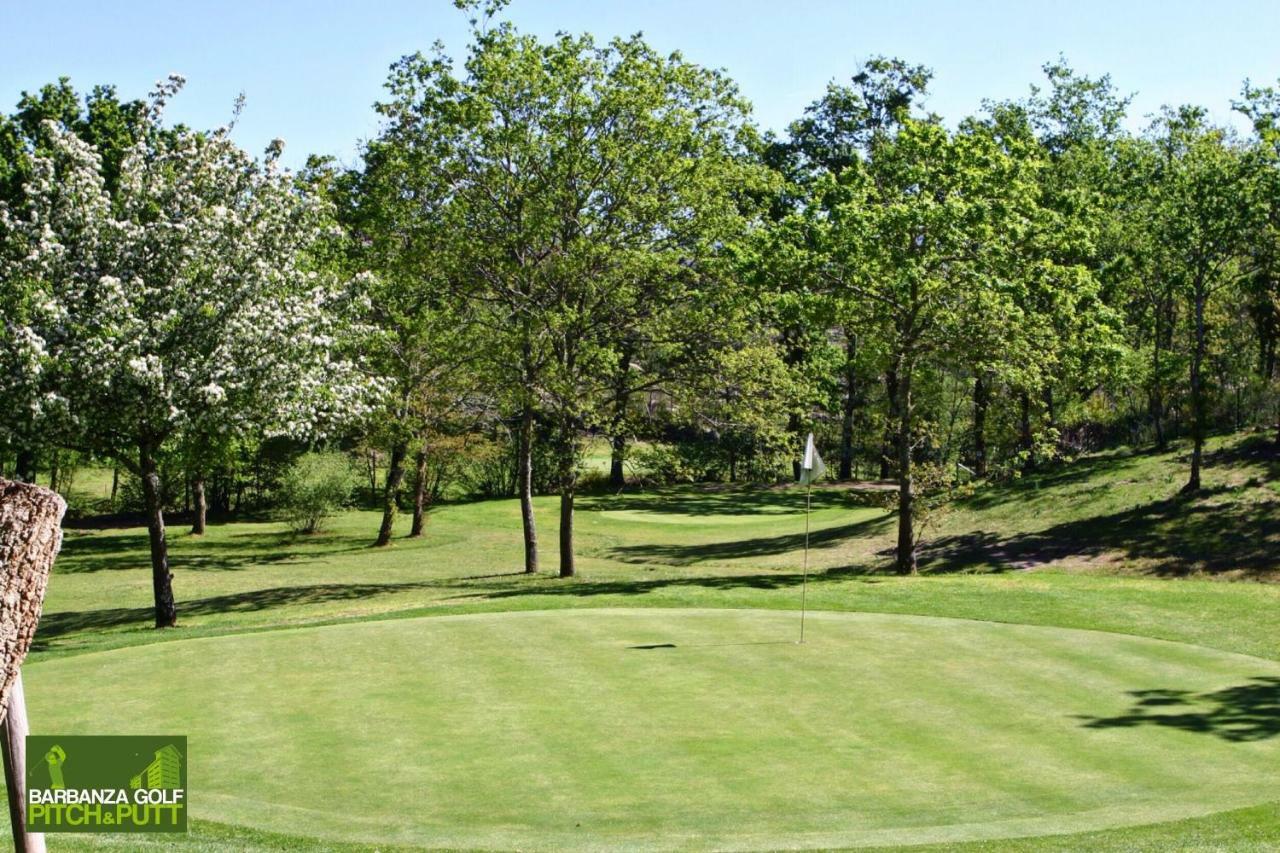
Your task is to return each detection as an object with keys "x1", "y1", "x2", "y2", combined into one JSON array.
[{"x1": 0, "y1": 77, "x2": 371, "y2": 627}]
